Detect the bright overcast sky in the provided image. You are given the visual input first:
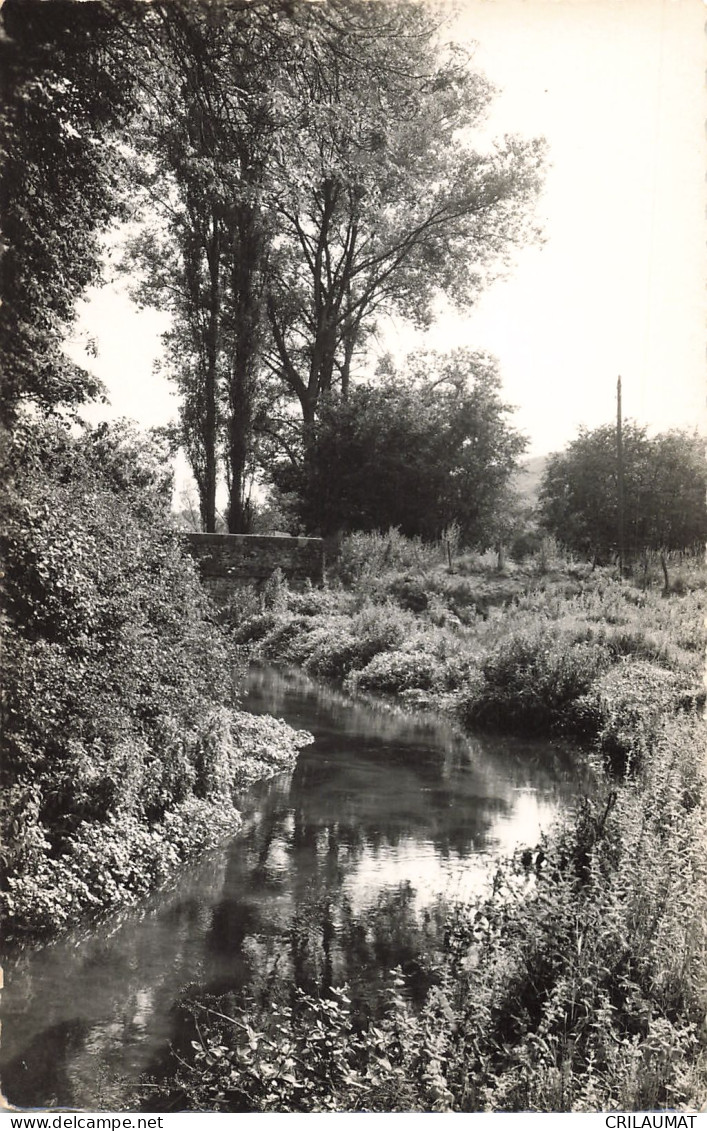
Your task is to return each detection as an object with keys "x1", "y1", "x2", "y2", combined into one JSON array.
[{"x1": 69, "y1": 0, "x2": 706, "y2": 462}]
